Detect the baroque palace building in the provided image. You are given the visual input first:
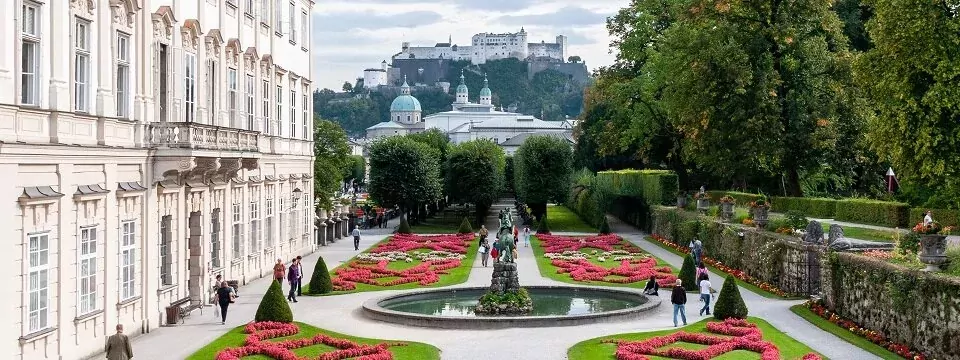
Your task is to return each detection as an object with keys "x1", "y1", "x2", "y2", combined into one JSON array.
[{"x1": 0, "y1": 0, "x2": 322, "y2": 359}]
